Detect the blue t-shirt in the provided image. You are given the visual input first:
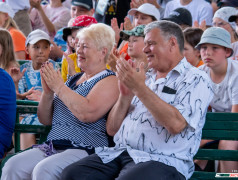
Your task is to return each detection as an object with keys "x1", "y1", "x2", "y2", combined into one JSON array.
[
  {"x1": 18, "y1": 59, "x2": 60, "y2": 93},
  {"x1": 0, "y1": 68, "x2": 16, "y2": 158}
]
